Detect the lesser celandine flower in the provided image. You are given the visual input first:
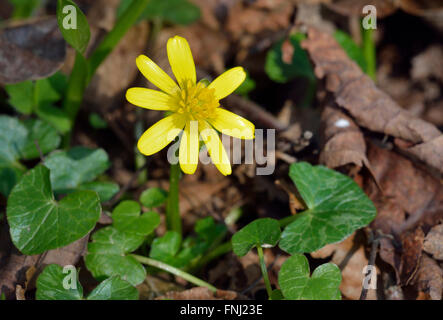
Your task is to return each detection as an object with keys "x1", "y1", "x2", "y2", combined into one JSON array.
[{"x1": 126, "y1": 36, "x2": 255, "y2": 175}]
